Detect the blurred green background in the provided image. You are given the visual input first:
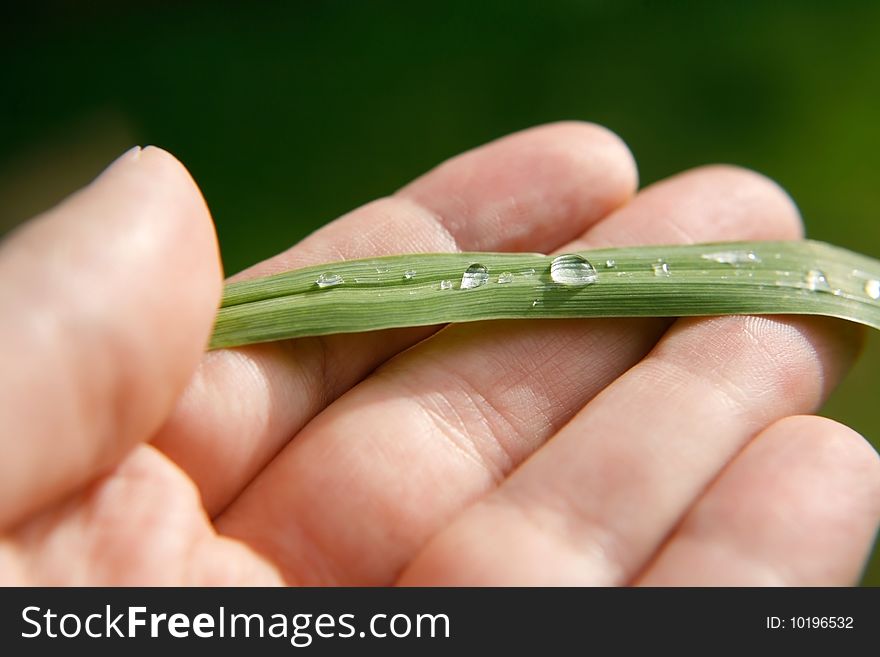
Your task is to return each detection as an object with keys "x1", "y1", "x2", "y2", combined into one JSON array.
[{"x1": 2, "y1": 1, "x2": 878, "y2": 584}]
